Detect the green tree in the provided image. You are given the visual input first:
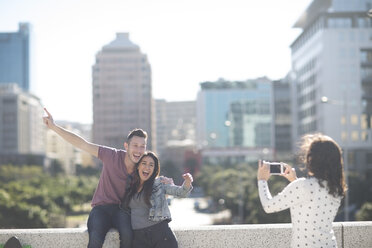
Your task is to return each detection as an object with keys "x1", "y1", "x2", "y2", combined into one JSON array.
[
  {"x1": 355, "y1": 202, "x2": 372, "y2": 221},
  {"x1": 49, "y1": 159, "x2": 64, "y2": 176},
  {"x1": 196, "y1": 162, "x2": 291, "y2": 224},
  {"x1": 0, "y1": 164, "x2": 98, "y2": 228}
]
